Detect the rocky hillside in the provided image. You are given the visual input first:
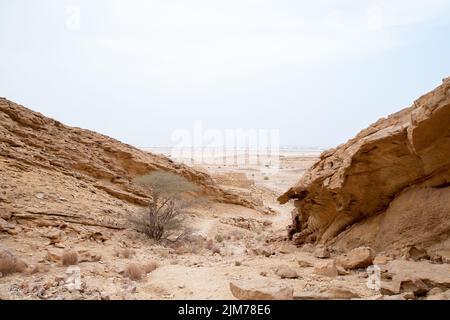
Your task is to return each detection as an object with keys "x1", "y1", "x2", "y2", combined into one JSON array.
[
  {"x1": 0, "y1": 97, "x2": 263, "y2": 234},
  {"x1": 279, "y1": 78, "x2": 450, "y2": 255}
]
